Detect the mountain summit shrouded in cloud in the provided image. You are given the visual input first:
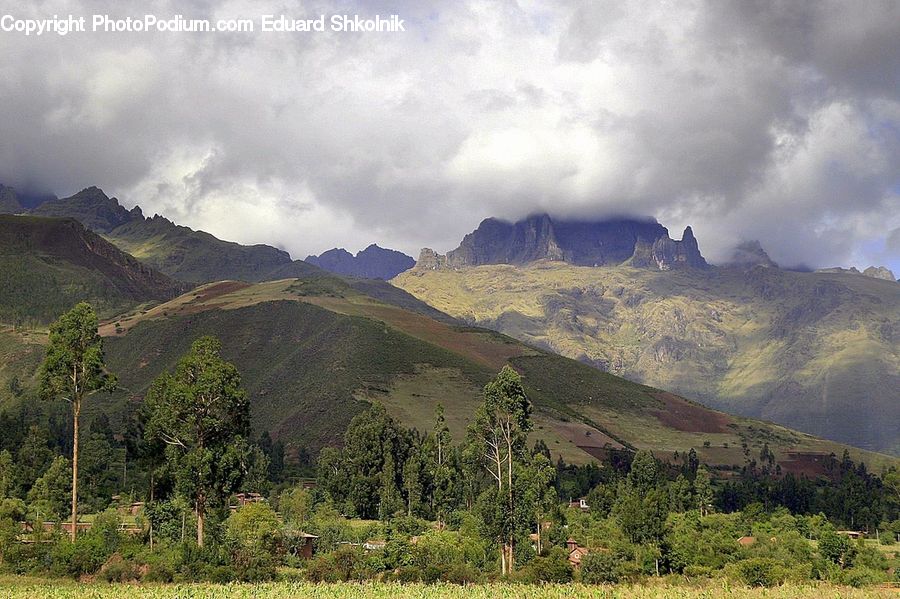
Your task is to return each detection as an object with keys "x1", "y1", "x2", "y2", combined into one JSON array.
[{"x1": 0, "y1": 1, "x2": 898, "y2": 272}]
